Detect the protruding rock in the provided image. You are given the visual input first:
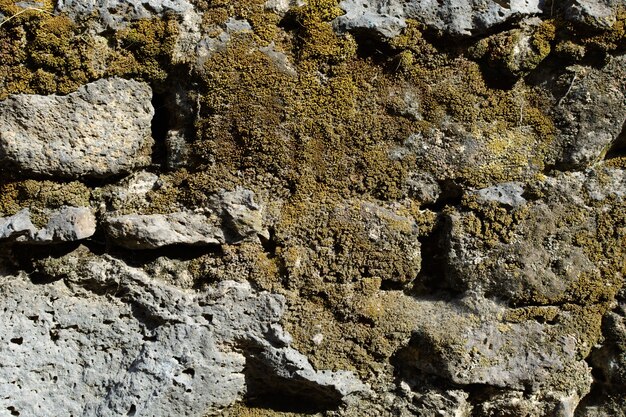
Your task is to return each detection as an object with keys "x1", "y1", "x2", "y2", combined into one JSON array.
[
  {"x1": 565, "y1": 0, "x2": 620, "y2": 29},
  {"x1": 0, "y1": 207, "x2": 96, "y2": 244},
  {"x1": 334, "y1": 0, "x2": 544, "y2": 38},
  {"x1": 554, "y1": 56, "x2": 626, "y2": 169},
  {"x1": 440, "y1": 168, "x2": 626, "y2": 305},
  {"x1": 55, "y1": 0, "x2": 194, "y2": 29},
  {"x1": 33, "y1": 207, "x2": 97, "y2": 243},
  {"x1": 0, "y1": 78, "x2": 154, "y2": 179},
  {"x1": 0, "y1": 251, "x2": 367, "y2": 416},
  {"x1": 395, "y1": 296, "x2": 593, "y2": 399},
  {"x1": 219, "y1": 188, "x2": 269, "y2": 242},
  {"x1": 0, "y1": 209, "x2": 35, "y2": 241},
  {"x1": 105, "y1": 212, "x2": 224, "y2": 249},
  {"x1": 472, "y1": 182, "x2": 527, "y2": 207}
]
